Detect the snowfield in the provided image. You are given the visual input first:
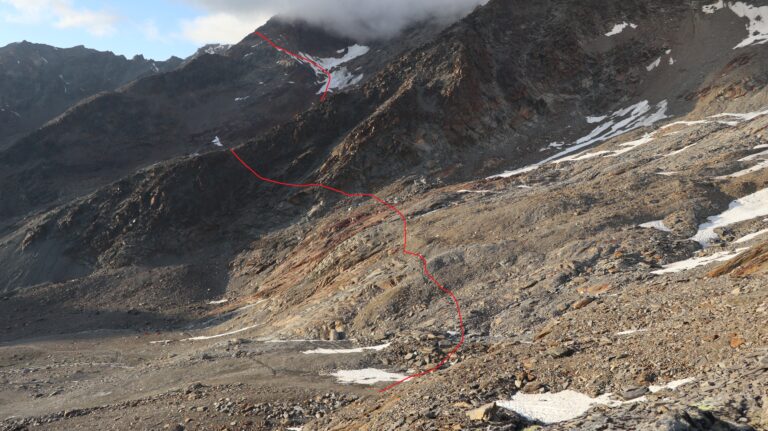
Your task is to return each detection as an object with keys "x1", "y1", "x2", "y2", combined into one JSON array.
[{"x1": 301, "y1": 343, "x2": 390, "y2": 355}]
